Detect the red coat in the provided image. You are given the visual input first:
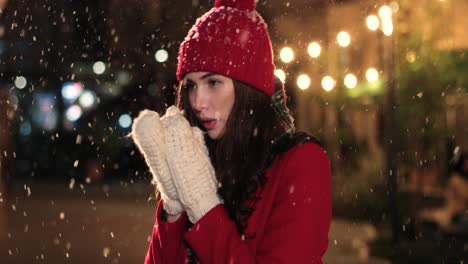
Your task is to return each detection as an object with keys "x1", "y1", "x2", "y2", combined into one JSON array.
[{"x1": 144, "y1": 142, "x2": 332, "y2": 263}]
